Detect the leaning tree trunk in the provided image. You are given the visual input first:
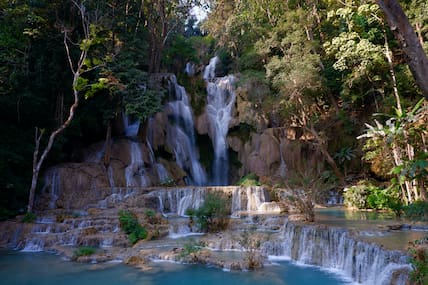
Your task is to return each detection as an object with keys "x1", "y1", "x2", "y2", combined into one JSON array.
[
  {"x1": 27, "y1": 2, "x2": 91, "y2": 213},
  {"x1": 27, "y1": 80, "x2": 80, "y2": 213},
  {"x1": 376, "y1": 0, "x2": 428, "y2": 99}
]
